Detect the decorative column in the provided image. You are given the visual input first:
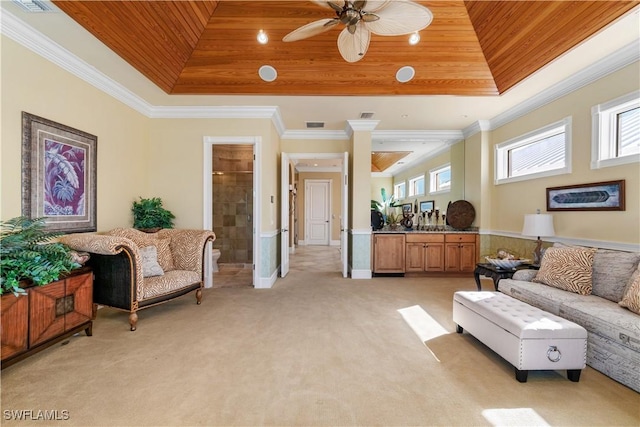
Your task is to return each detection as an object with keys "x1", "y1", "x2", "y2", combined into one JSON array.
[{"x1": 346, "y1": 120, "x2": 379, "y2": 279}]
